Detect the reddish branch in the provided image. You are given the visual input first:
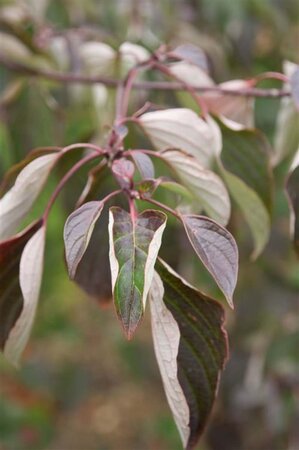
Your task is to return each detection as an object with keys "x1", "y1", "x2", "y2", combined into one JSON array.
[{"x1": 0, "y1": 54, "x2": 291, "y2": 98}]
